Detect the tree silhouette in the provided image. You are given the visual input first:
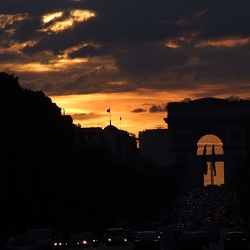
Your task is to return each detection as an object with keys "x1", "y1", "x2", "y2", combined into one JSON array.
[
  {"x1": 0, "y1": 72, "x2": 191, "y2": 236},
  {"x1": 0, "y1": 72, "x2": 74, "y2": 234}
]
